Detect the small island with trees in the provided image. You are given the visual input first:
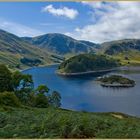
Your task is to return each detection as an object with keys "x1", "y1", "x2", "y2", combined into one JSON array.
[
  {"x1": 57, "y1": 54, "x2": 120, "y2": 76},
  {"x1": 97, "y1": 75, "x2": 136, "y2": 87}
]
